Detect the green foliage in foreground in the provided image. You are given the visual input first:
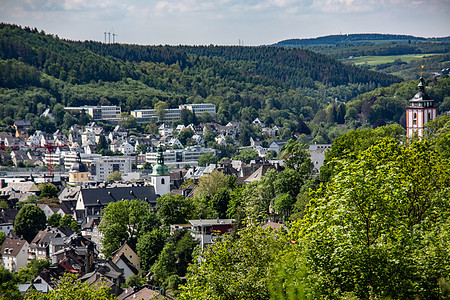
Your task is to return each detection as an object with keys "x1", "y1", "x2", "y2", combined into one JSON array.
[
  {"x1": 0, "y1": 266, "x2": 21, "y2": 300},
  {"x1": 17, "y1": 259, "x2": 50, "y2": 284},
  {"x1": 179, "y1": 138, "x2": 450, "y2": 299},
  {"x1": 178, "y1": 224, "x2": 288, "y2": 300},
  {"x1": 25, "y1": 273, "x2": 116, "y2": 300}
]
